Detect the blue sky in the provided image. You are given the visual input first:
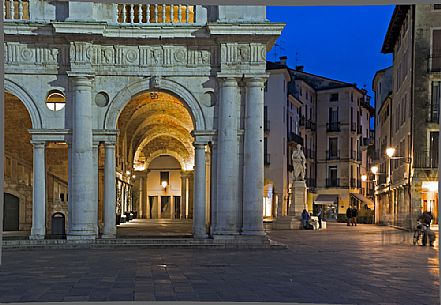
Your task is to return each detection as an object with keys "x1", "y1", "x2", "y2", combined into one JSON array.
[{"x1": 266, "y1": 5, "x2": 395, "y2": 101}]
